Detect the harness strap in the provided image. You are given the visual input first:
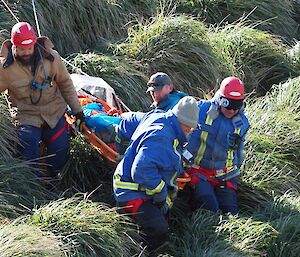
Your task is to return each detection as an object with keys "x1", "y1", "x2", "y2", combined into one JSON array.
[
  {"x1": 187, "y1": 165, "x2": 239, "y2": 187},
  {"x1": 45, "y1": 121, "x2": 68, "y2": 145},
  {"x1": 125, "y1": 198, "x2": 150, "y2": 219}
]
